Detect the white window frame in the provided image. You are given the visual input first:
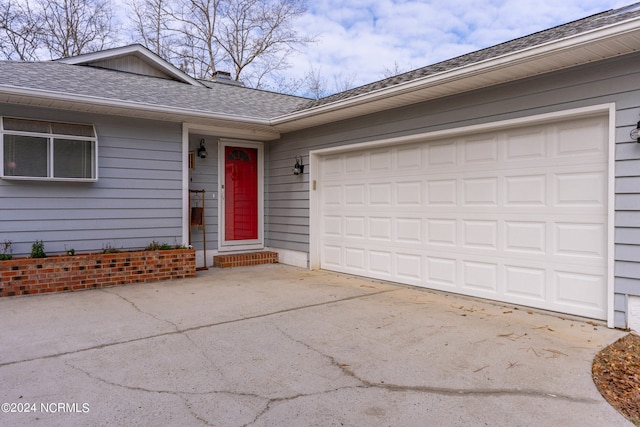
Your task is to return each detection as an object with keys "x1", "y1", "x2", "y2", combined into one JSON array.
[{"x1": 0, "y1": 117, "x2": 98, "y2": 182}]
